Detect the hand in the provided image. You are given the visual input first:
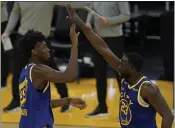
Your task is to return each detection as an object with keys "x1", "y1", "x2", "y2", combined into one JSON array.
[
  {"x1": 97, "y1": 16, "x2": 108, "y2": 25},
  {"x1": 69, "y1": 24, "x2": 80, "y2": 47},
  {"x1": 70, "y1": 98, "x2": 87, "y2": 110},
  {"x1": 66, "y1": 4, "x2": 78, "y2": 23},
  {"x1": 1, "y1": 33, "x2": 9, "y2": 39}
]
